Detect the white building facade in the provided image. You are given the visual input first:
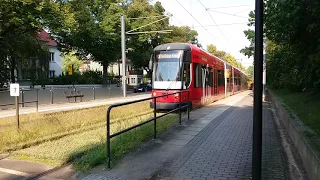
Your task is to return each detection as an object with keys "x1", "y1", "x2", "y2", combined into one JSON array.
[
  {"x1": 38, "y1": 30, "x2": 63, "y2": 78},
  {"x1": 48, "y1": 46, "x2": 62, "y2": 77},
  {"x1": 107, "y1": 59, "x2": 146, "y2": 86}
]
